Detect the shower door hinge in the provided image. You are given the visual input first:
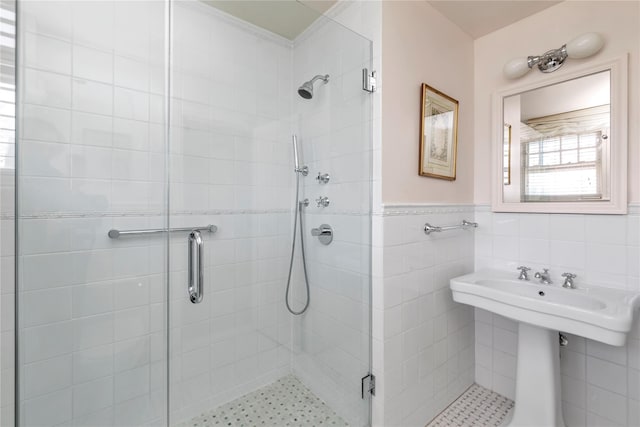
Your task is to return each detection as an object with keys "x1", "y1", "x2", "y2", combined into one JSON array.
[
  {"x1": 361, "y1": 373, "x2": 376, "y2": 398},
  {"x1": 362, "y1": 68, "x2": 377, "y2": 93}
]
